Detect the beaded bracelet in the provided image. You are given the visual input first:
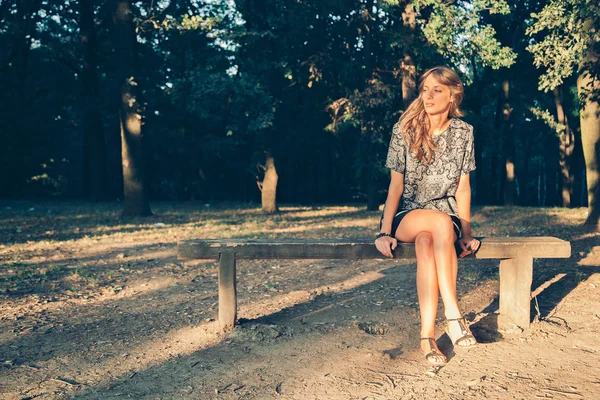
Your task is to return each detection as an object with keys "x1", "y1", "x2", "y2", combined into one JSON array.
[{"x1": 376, "y1": 232, "x2": 392, "y2": 239}]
